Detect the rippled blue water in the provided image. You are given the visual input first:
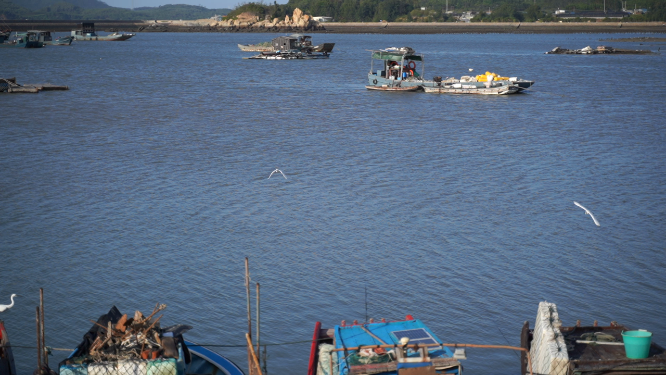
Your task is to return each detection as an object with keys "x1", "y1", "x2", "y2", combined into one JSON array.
[{"x1": 2, "y1": 31, "x2": 666, "y2": 375}]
